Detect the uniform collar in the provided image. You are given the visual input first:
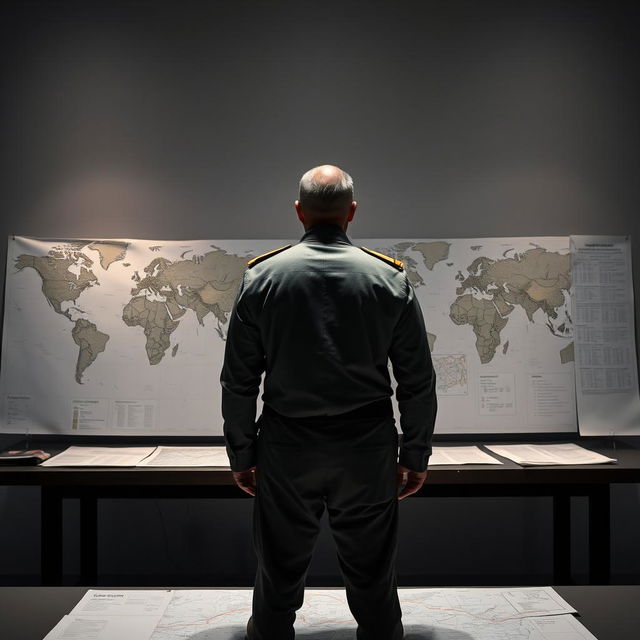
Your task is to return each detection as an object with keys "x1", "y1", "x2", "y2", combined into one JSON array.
[{"x1": 299, "y1": 223, "x2": 353, "y2": 245}]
